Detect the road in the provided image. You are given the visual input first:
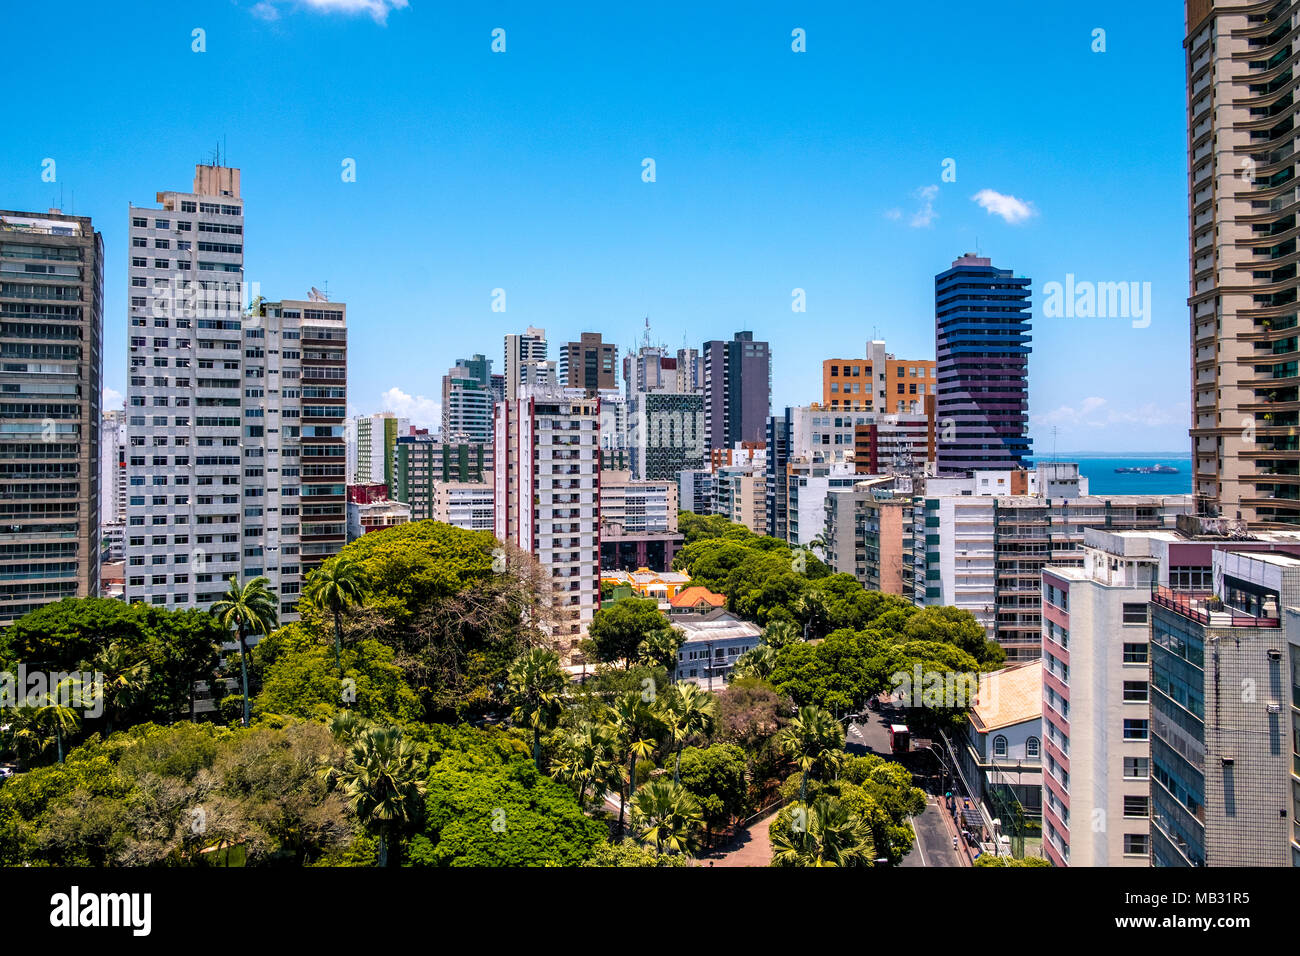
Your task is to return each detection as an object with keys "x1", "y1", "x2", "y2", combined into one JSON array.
[{"x1": 847, "y1": 701, "x2": 968, "y2": 868}]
